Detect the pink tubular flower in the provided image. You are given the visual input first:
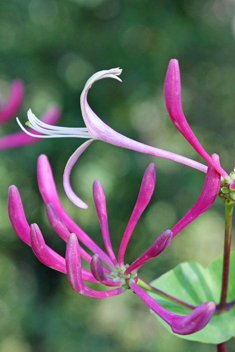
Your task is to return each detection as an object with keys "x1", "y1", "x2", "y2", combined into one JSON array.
[
  {"x1": 0, "y1": 79, "x2": 61, "y2": 149},
  {"x1": 16, "y1": 69, "x2": 207, "y2": 209},
  {"x1": 164, "y1": 59, "x2": 229, "y2": 181},
  {"x1": 8, "y1": 155, "x2": 219, "y2": 335}
]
